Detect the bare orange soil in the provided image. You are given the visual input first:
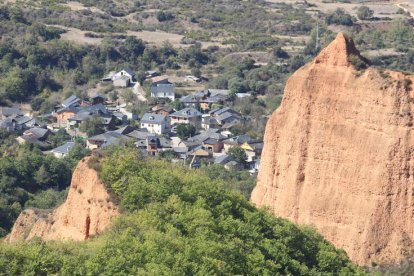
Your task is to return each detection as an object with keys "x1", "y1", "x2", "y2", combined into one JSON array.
[
  {"x1": 252, "y1": 33, "x2": 414, "y2": 266},
  {"x1": 6, "y1": 157, "x2": 119, "y2": 242}
]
